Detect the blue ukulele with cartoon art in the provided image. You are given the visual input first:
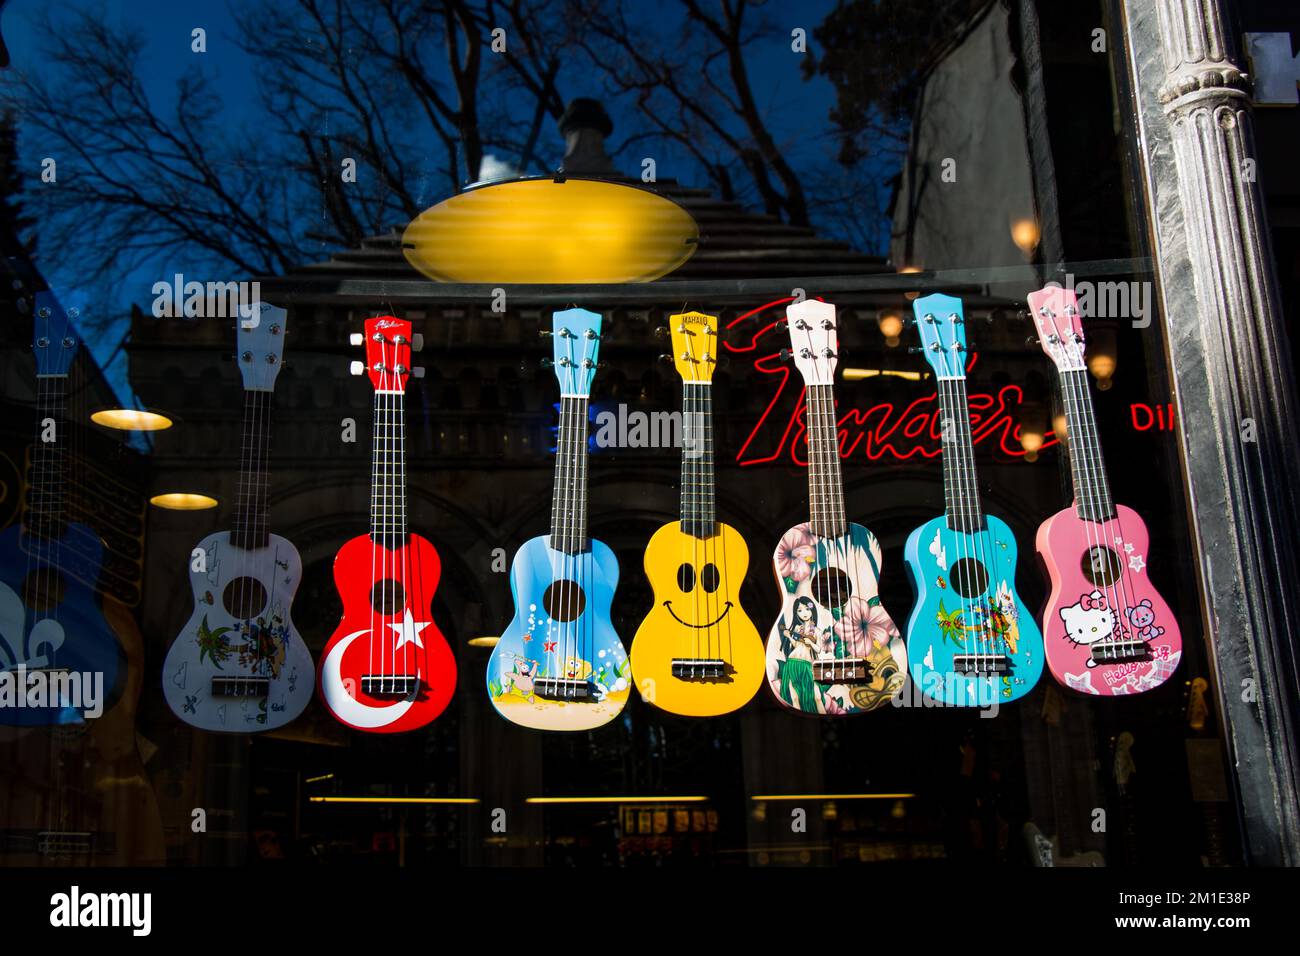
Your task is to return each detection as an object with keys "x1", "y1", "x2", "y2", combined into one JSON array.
[
  {"x1": 485, "y1": 309, "x2": 630, "y2": 731},
  {"x1": 903, "y1": 294, "x2": 1043, "y2": 707}
]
